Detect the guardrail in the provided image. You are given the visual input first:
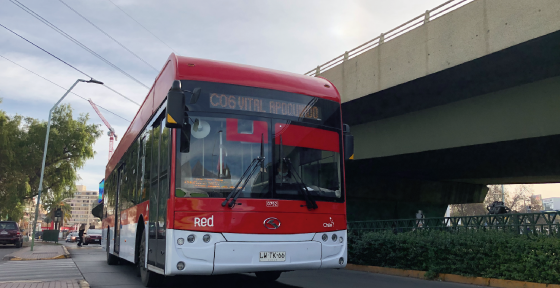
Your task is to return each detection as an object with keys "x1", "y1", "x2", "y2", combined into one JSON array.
[
  {"x1": 348, "y1": 212, "x2": 560, "y2": 236},
  {"x1": 305, "y1": 0, "x2": 476, "y2": 76}
]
